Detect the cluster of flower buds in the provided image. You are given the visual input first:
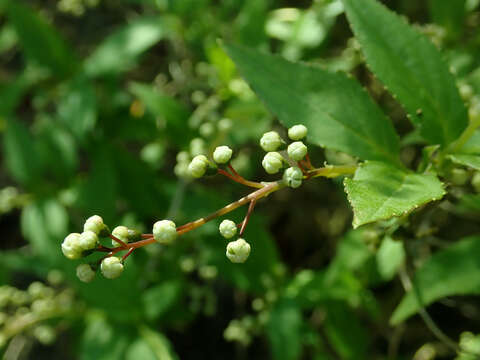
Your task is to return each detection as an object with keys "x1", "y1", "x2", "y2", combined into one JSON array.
[
  {"x1": 187, "y1": 145, "x2": 233, "y2": 178},
  {"x1": 219, "y1": 219, "x2": 251, "y2": 263},
  {"x1": 260, "y1": 124, "x2": 308, "y2": 188},
  {"x1": 62, "y1": 215, "x2": 181, "y2": 281}
]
